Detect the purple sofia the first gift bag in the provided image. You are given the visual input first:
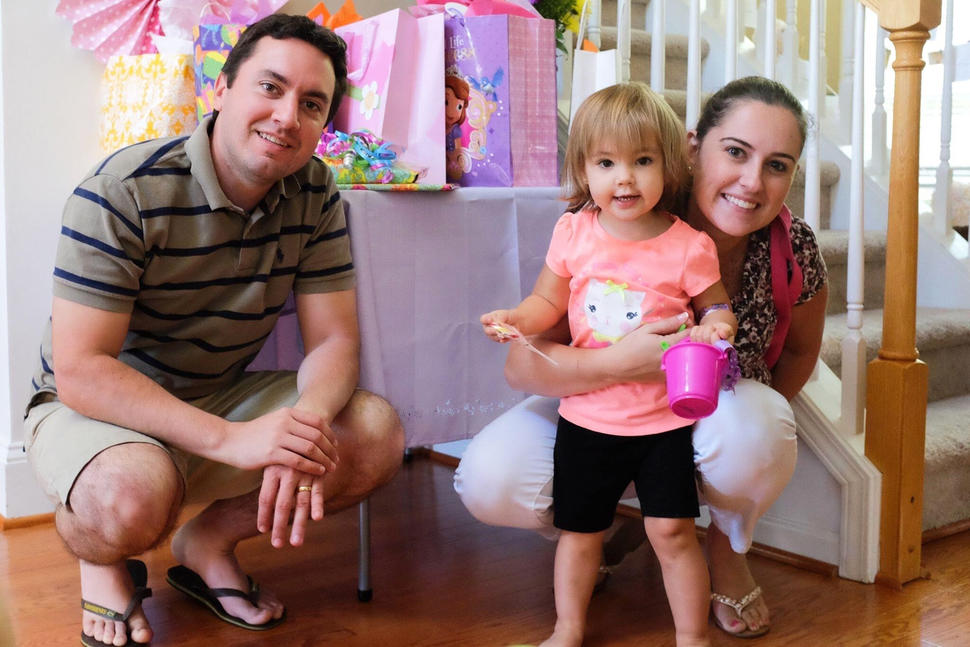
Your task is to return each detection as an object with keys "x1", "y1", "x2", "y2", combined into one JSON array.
[{"x1": 444, "y1": 12, "x2": 558, "y2": 186}]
